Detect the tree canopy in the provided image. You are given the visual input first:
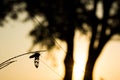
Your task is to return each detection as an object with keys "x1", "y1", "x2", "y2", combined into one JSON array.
[{"x1": 0, "y1": 0, "x2": 120, "y2": 80}]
